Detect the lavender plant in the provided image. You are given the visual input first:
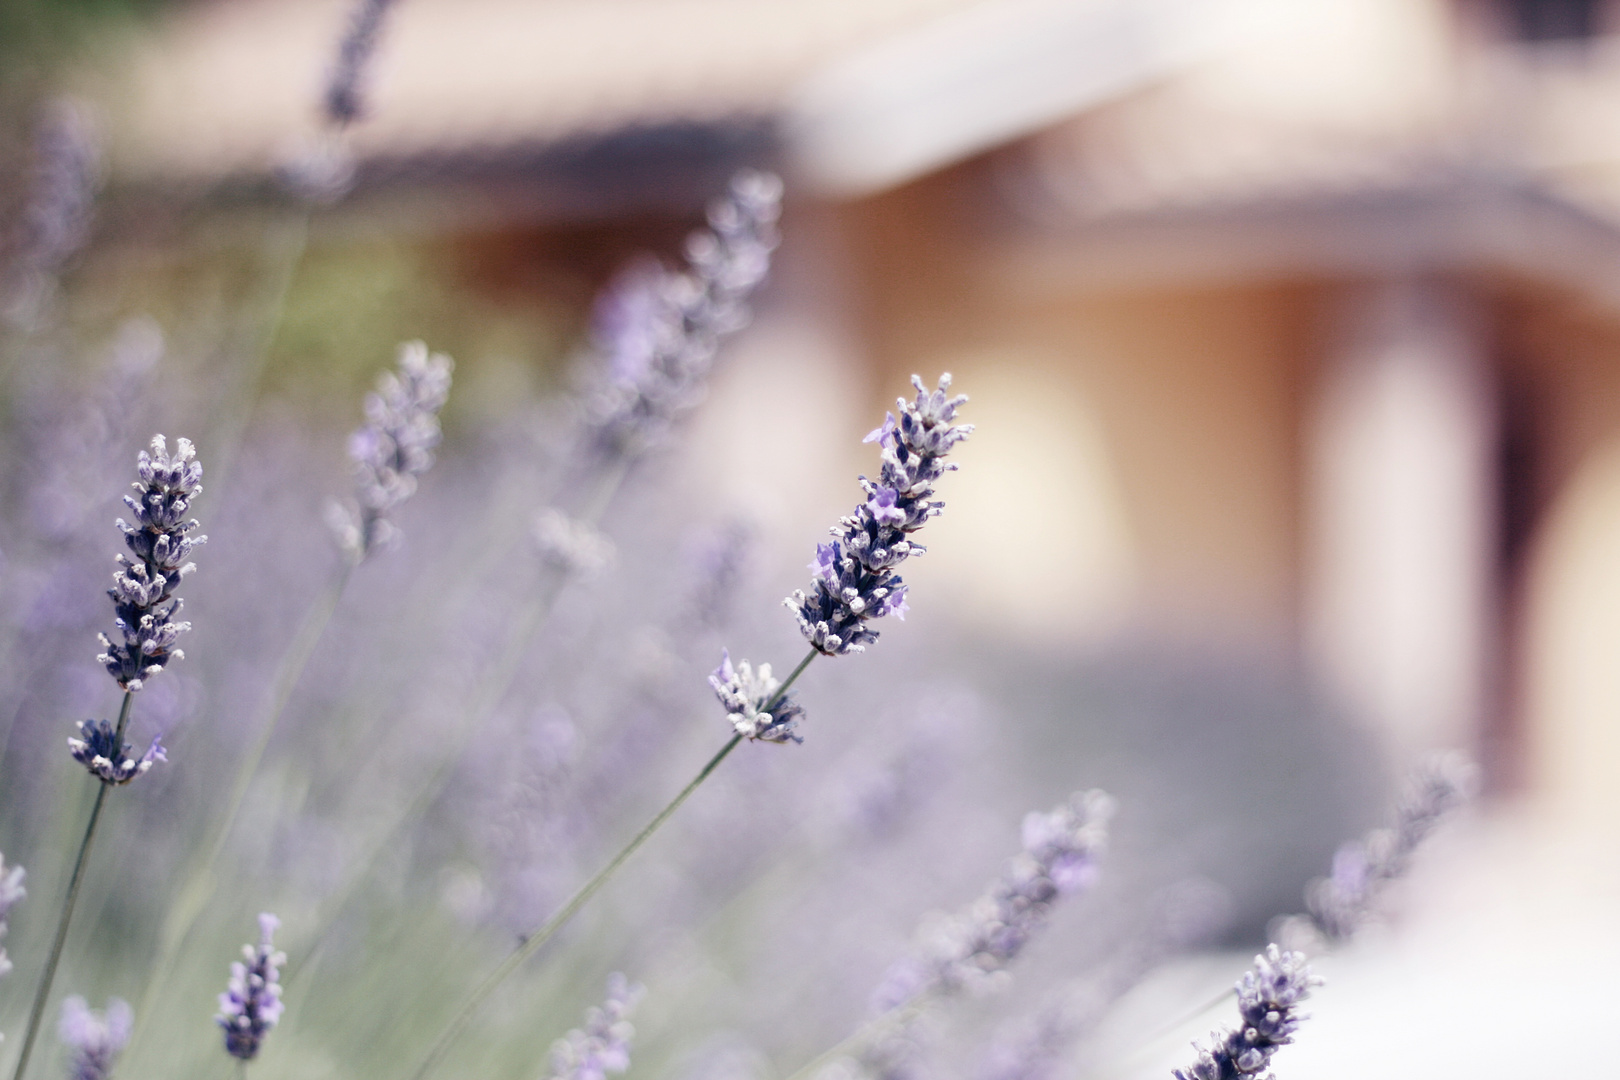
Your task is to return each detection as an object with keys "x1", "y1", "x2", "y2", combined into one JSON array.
[
  {"x1": 323, "y1": 0, "x2": 400, "y2": 128},
  {"x1": 0, "y1": 852, "x2": 21, "y2": 1032},
  {"x1": 545, "y1": 974, "x2": 644, "y2": 1080},
  {"x1": 8, "y1": 435, "x2": 200, "y2": 1080},
  {"x1": 1172, "y1": 945, "x2": 1318, "y2": 1080},
  {"x1": 56, "y1": 997, "x2": 131, "y2": 1080},
  {"x1": 215, "y1": 914, "x2": 286, "y2": 1063},
  {"x1": 1, "y1": 98, "x2": 100, "y2": 334}
]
